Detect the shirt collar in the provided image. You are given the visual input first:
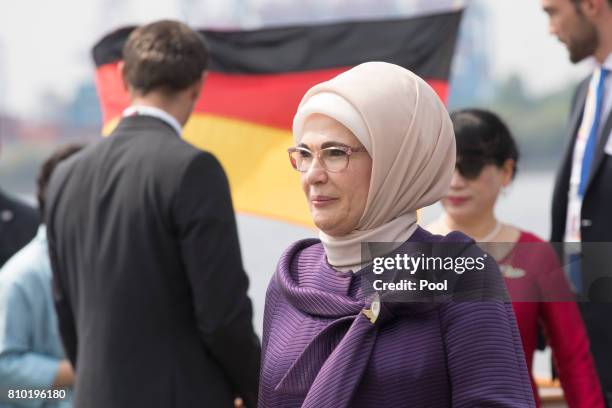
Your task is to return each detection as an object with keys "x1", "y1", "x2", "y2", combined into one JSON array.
[
  {"x1": 600, "y1": 53, "x2": 612, "y2": 72},
  {"x1": 122, "y1": 106, "x2": 182, "y2": 137}
]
